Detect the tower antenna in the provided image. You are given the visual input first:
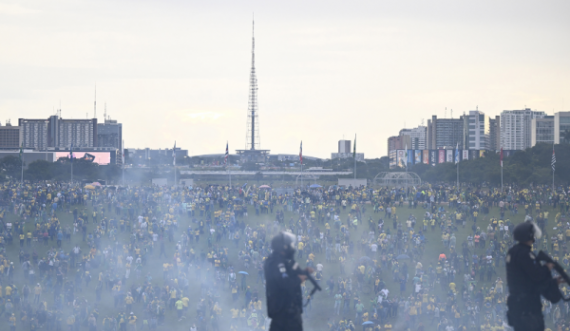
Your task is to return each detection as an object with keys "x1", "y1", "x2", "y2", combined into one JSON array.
[
  {"x1": 104, "y1": 102, "x2": 107, "y2": 121},
  {"x1": 245, "y1": 17, "x2": 260, "y2": 150}
]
